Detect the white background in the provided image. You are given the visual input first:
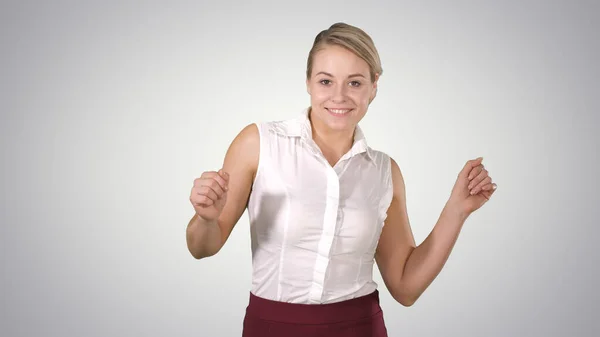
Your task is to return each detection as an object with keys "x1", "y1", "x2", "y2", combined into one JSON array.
[{"x1": 1, "y1": 1, "x2": 599, "y2": 336}]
